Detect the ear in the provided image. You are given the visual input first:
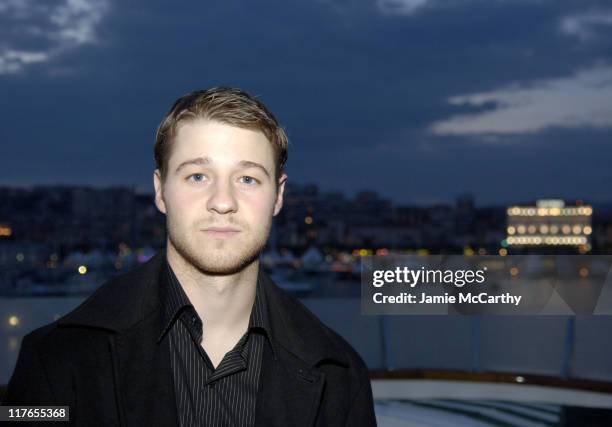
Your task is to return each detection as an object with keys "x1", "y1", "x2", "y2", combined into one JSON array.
[
  {"x1": 153, "y1": 169, "x2": 167, "y2": 214},
  {"x1": 273, "y1": 173, "x2": 287, "y2": 217}
]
